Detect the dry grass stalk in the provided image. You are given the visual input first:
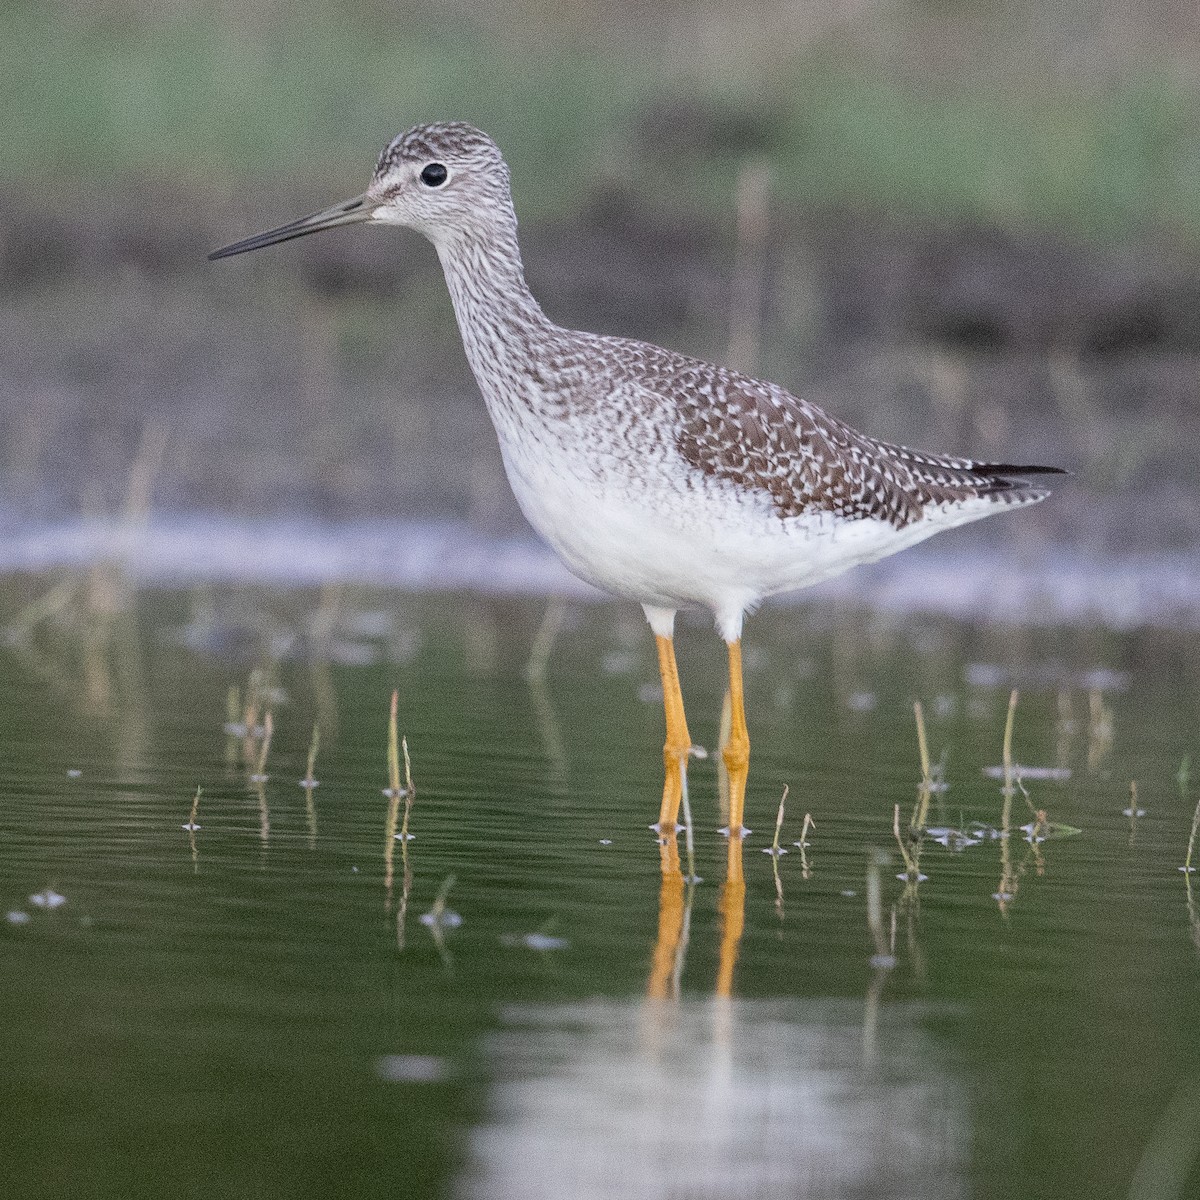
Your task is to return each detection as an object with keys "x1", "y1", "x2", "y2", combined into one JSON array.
[
  {"x1": 892, "y1": 803, "x2": 921, "y2": 881},
  {"x1": 387, "y1": 689, "x2": 401, "y2": 799},
  {"x1": 771, "y1": 785, "x2": 788, "y2": 855},
  {"x1": 251, "y1": 711, "x2": 273, "y2": 782},
  {"x1": 186, "y1": 786, "x2": 201, "y2": 829},
  {"x1": 303, "y1": 723, "x2": 320, "y2": 788},
  {"x1": 399, "y1": 736, "x2": 415, "y2": 844},
  {"x1": 911, "y1": 700, "x2": 934, "y2": 833}
]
